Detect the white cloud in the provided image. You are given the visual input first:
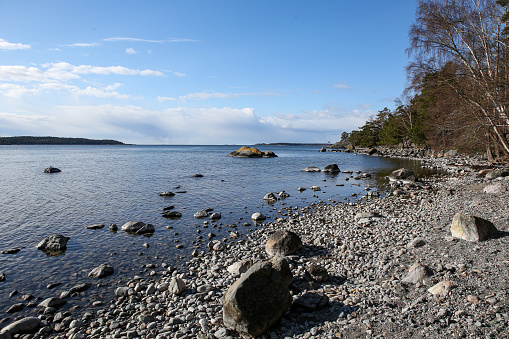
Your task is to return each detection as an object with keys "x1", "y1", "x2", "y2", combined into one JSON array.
[
  {"x1": 65, "y1": 42, "x2": 101, "y2": 47},
  {"x1": 333, "y1": 83, "x2": 352, "y2": 89},
  {"x1": 0, "y1": 38, "x2": 31, "y2": 50},
  {"x1": 126, "y1": 48, "x2": 137, "y2": 54},
  {"x1": 157, "y1": 96, "x2": 177, "y2": 102},
  {"x1": 0, "y1": 103, "x2": 373, "y2": 144},
  {"x1": 173, "y1": 72, "x2": 186, "y2": 77},
  {"x1": 179, "y1": 91, "x2": 283, "y2": 101},
  {"x1": 0, "y1": 83, "x2": 38, "y2": 98},
  {"x1": 0, "y1": 63, "x2": 165, "y2": 84}
]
